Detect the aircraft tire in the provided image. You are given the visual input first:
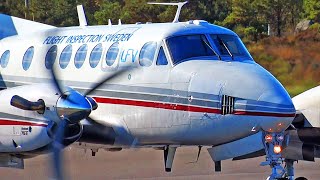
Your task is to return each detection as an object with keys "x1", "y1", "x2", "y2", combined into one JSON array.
[{"x1": 295, "y1": 177, "x2": 308, "y2": 180}]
